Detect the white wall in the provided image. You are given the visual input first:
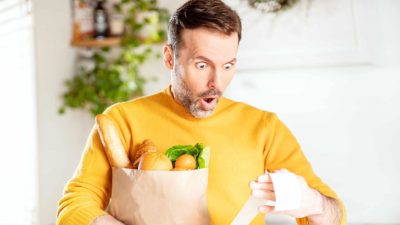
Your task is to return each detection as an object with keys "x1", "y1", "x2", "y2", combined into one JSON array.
[
  {"x1": 33, "y1": 0, "x2": 400, "y2": 224},
  {"x1": 33, "y1": 0, "x2": 93, "y2": 224}
]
